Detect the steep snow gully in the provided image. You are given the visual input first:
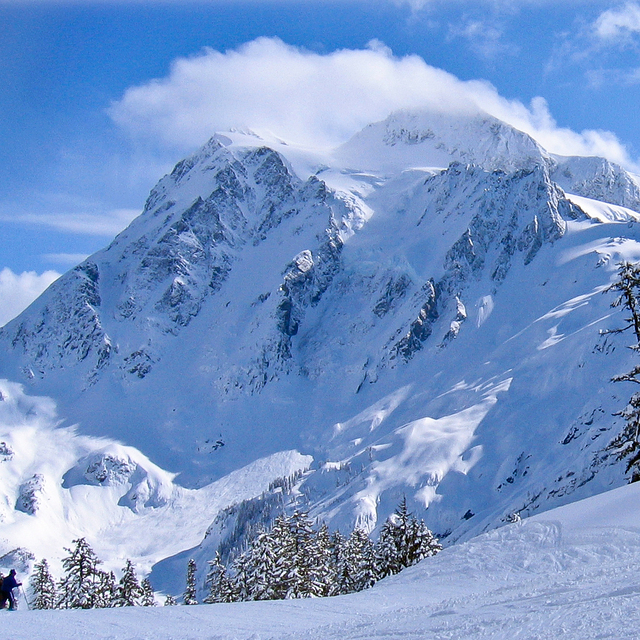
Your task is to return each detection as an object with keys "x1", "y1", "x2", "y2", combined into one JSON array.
[{"x1": 2, "y1": 108, "x2": 640, "y2": 605}]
